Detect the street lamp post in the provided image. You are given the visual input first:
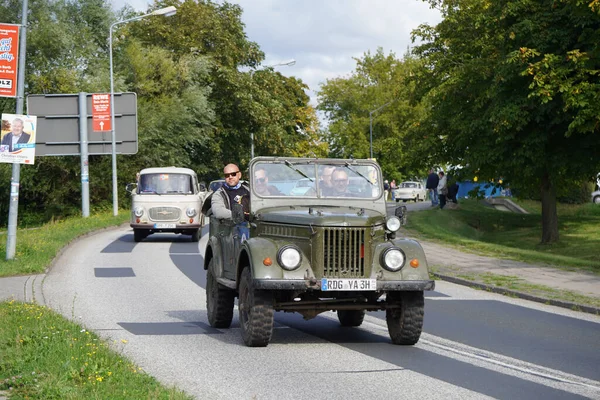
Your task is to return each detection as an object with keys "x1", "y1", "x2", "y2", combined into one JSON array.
[
  {"x1": 249, "y1": 59, "x2": 296, "y2": 159},
  {"x1": 109, "y1": 6, "x2": 177, "y2": 216},
  {"x1": 369, "y1": 100, "x2": 396, "y2": 159}
]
